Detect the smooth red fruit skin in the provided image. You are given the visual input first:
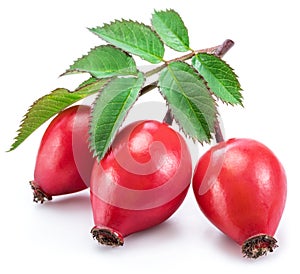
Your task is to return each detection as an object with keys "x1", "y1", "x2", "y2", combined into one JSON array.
[
  {"x1": 31, "y1": 105, "x2": 94, "y2": 202},
  {"x1": 192, "y1": 138, "x2": 287, "y2": 255},
  {"x1": 90, "y1": 120, "x2": 192, "y2": 246}
]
